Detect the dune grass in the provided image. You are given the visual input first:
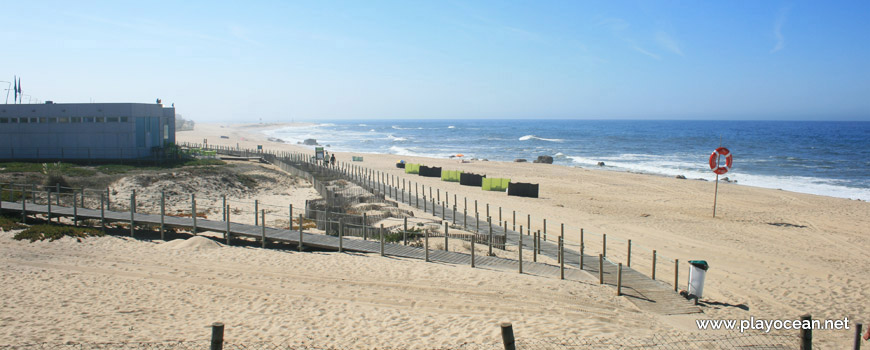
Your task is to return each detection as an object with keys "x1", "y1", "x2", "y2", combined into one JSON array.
[{"x1": 13, "y1": 223, "x2": 104, "y2": 242}]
